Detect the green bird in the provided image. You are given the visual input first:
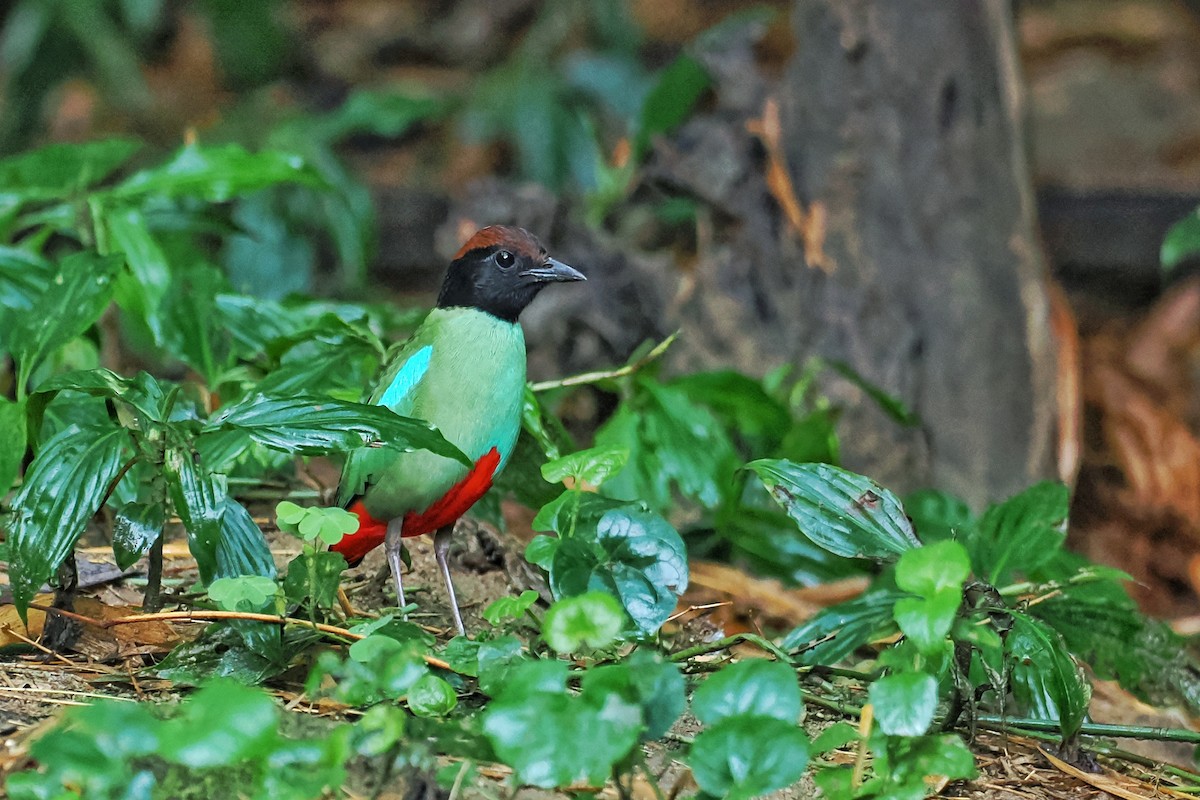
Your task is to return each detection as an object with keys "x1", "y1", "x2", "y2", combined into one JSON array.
[{"x1": 332, "y1": 226, "x2": 585, "y2": 634}]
